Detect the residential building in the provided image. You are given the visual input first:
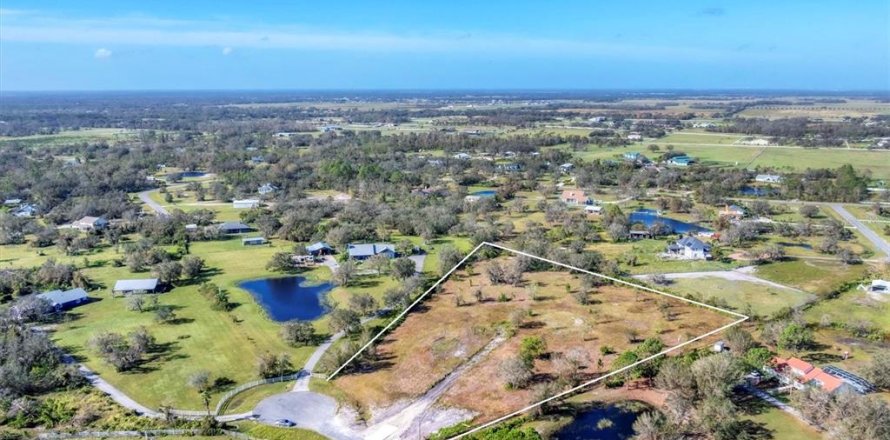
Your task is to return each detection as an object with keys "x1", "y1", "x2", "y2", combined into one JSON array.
[
  {"x1": 755, "y1": 174, "x2": 783, "y2": 184},
  {"x1": 559, "y1": 163, "x2": 574, "y2": 172},
  {"x1": 73, "y1": 216, "x2": 108, "y2": 231},
  {"x1": 585, "y1": 205, "x2": 603, "y2": 214},
  {"x1": 113, "y1": 278, "x2": 160, "y2": 294},
  {"x1": 666, "y1": 236, "x2": 712, "y2": 260},
  {"x1": 347, "y1": 243, "x2": 396, "y2": 260},
  {"x1": 560, "y1": 189, "x2": 590, "y2": 205},
  {"x1": 821, "y1": 366, "x2": 877, "y2": 394},
  {"x1": 770, "y1": 357, "x2": 861, "y2": 395},
  {"x1": 242, "y1": 237, "x2": 267, "y2": 246},
  {"x1": 3, "y1": 198, "x2": 21, "y2": 206},
  {"x1": 306, "y1": 241, "x2": 334, "y2": 256},
  {"x1": 667, "y1": 156, "x2": 696, "y2": 167},
  {"x1": 232, "y1": 199, "x2": 260, "y2": 209},
  {"x1": 453, "y1": 153, "x2": 471, "y2": 160},
  {"x1": 37, "y1": 288, "x2": 88, "y2": 310},
  {"x1": 499, "y1": 162, "x2": 522, "y2": 172},
  {"x1": 217, "y1": 221, "x2": 252, "y2": 234},
  {"x1": 860, "y1": 279, "x2": 889, "y2": 295},
  {"x1": 719, "y1": 204, "x2": 746, "y2": 219},
  {"x1": 627, "y1": 132, "x2": 643, "y2": 141},
  {"x1": 13, "y1": 204, "x2": 37, "y2": 218},
  {"x1": 258, "y1": 183, "x2": 278, "y2": 195}
]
